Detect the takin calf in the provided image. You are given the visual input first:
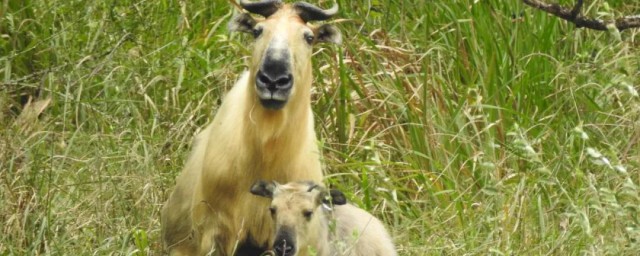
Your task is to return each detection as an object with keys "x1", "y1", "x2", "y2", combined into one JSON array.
[
  {"x1": 250, "y1": 180, "x2": 397, "y2": 256},
  {"x1": 160, "y1": 0, "x2": 342, "y2": 255}
]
